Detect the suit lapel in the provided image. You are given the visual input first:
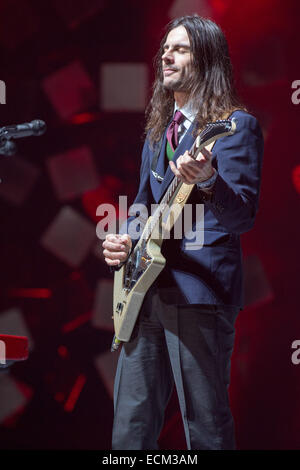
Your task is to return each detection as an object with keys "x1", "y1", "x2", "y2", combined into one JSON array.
[{"x1": 155, "y1": 131, "x2": 168, "y2": 185}]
